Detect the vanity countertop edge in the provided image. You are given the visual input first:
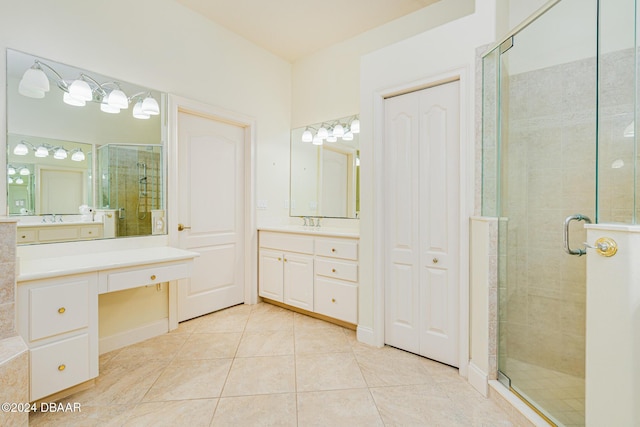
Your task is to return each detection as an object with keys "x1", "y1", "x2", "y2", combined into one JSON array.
[
  {"x1": 258, "y1": 225, "x2": 359, "y2": 238},
  {"x1": 17, "y1": 246, "x2": 199, "y2": 282}
]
